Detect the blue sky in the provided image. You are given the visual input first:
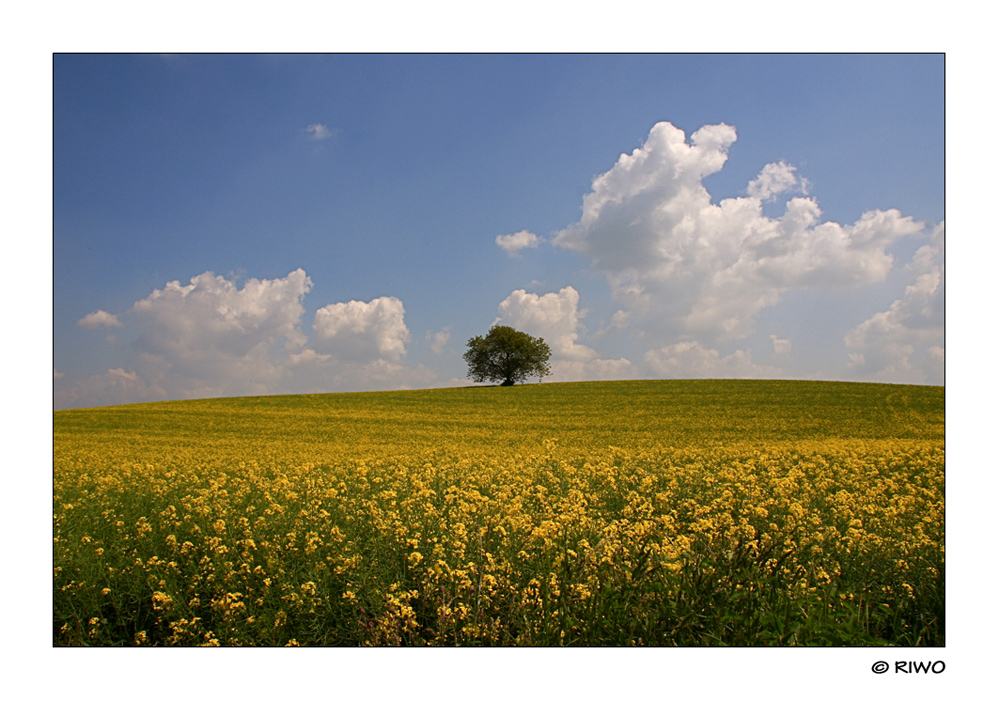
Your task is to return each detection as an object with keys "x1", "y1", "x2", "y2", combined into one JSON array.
[{"x1": 53, "y1": 53, "x2": 944, "y2": 409}]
